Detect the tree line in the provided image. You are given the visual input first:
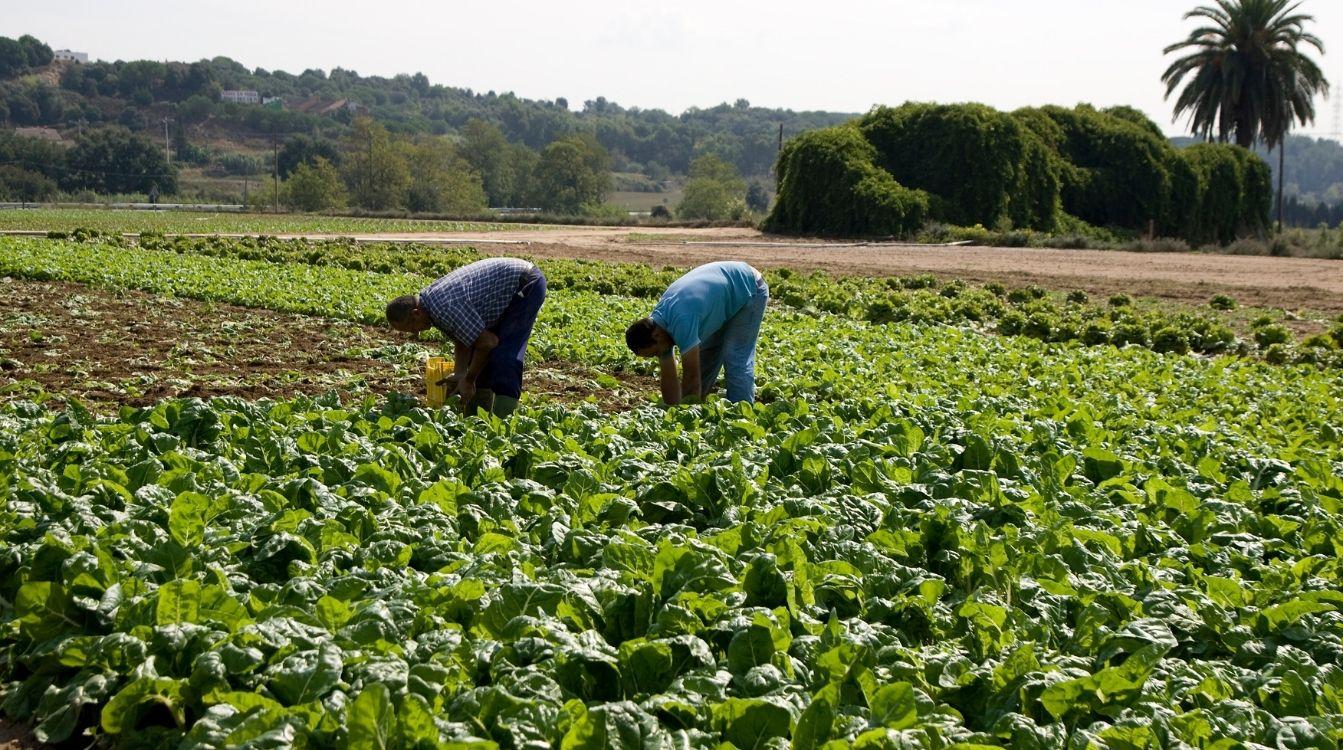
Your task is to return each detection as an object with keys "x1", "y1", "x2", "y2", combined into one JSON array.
[{"x1": 0, "y1": 35, "x2": 848, "y2": 182}]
